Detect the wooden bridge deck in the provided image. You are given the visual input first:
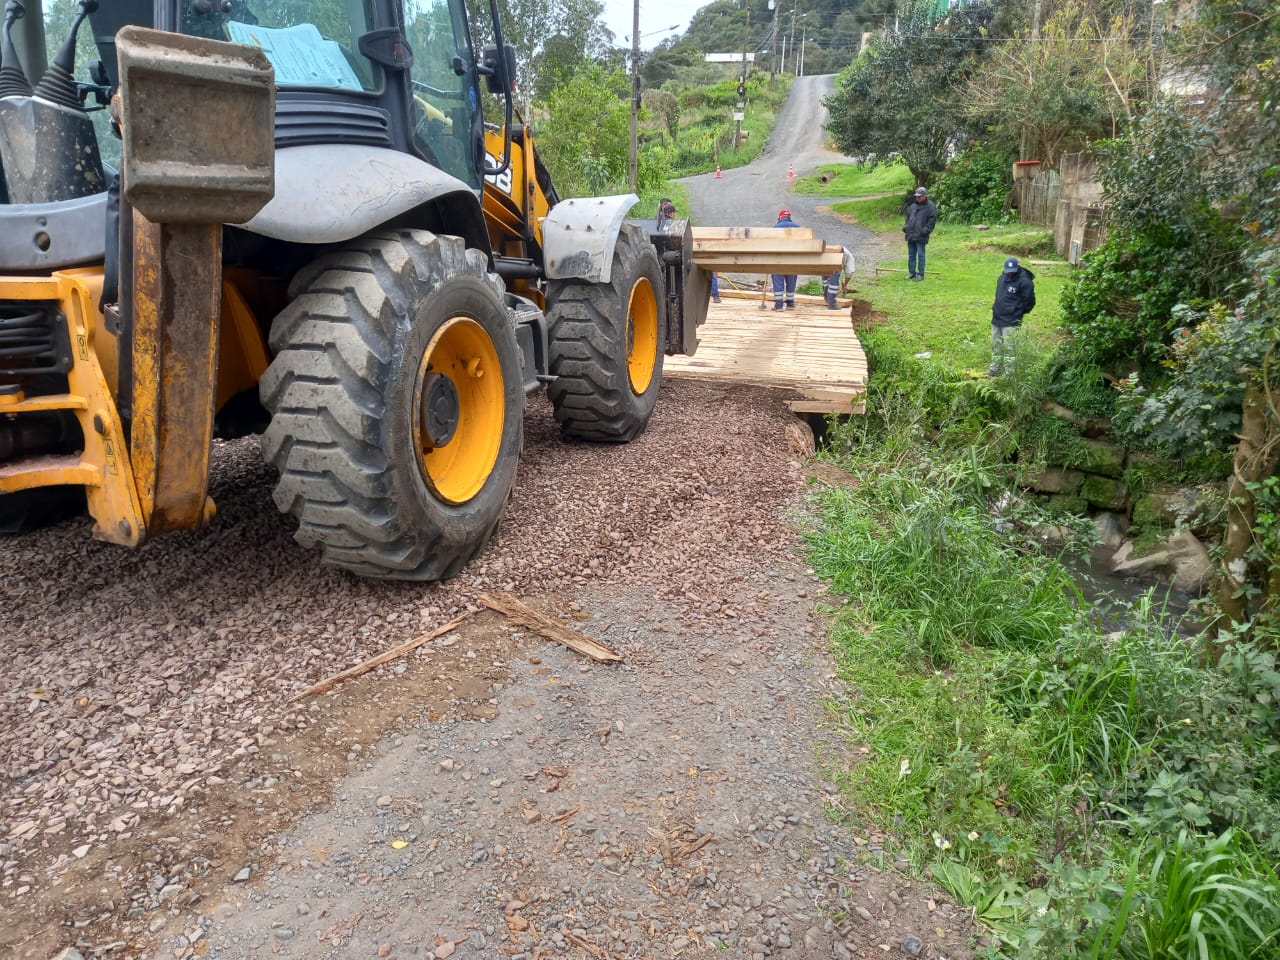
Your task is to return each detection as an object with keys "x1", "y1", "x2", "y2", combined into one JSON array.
[{"x1": 664, "y1": 291, "x2": 867, "y2": 414}]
